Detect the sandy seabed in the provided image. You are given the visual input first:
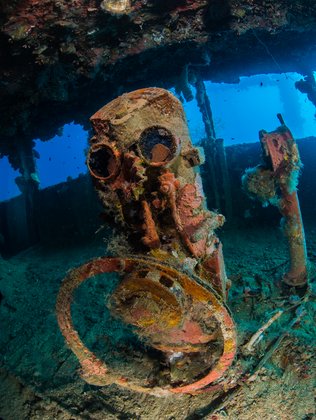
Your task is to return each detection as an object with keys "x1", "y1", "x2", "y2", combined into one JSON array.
[{"x1": 0, "y1": 222, "x2": 315, "y2": 420}]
